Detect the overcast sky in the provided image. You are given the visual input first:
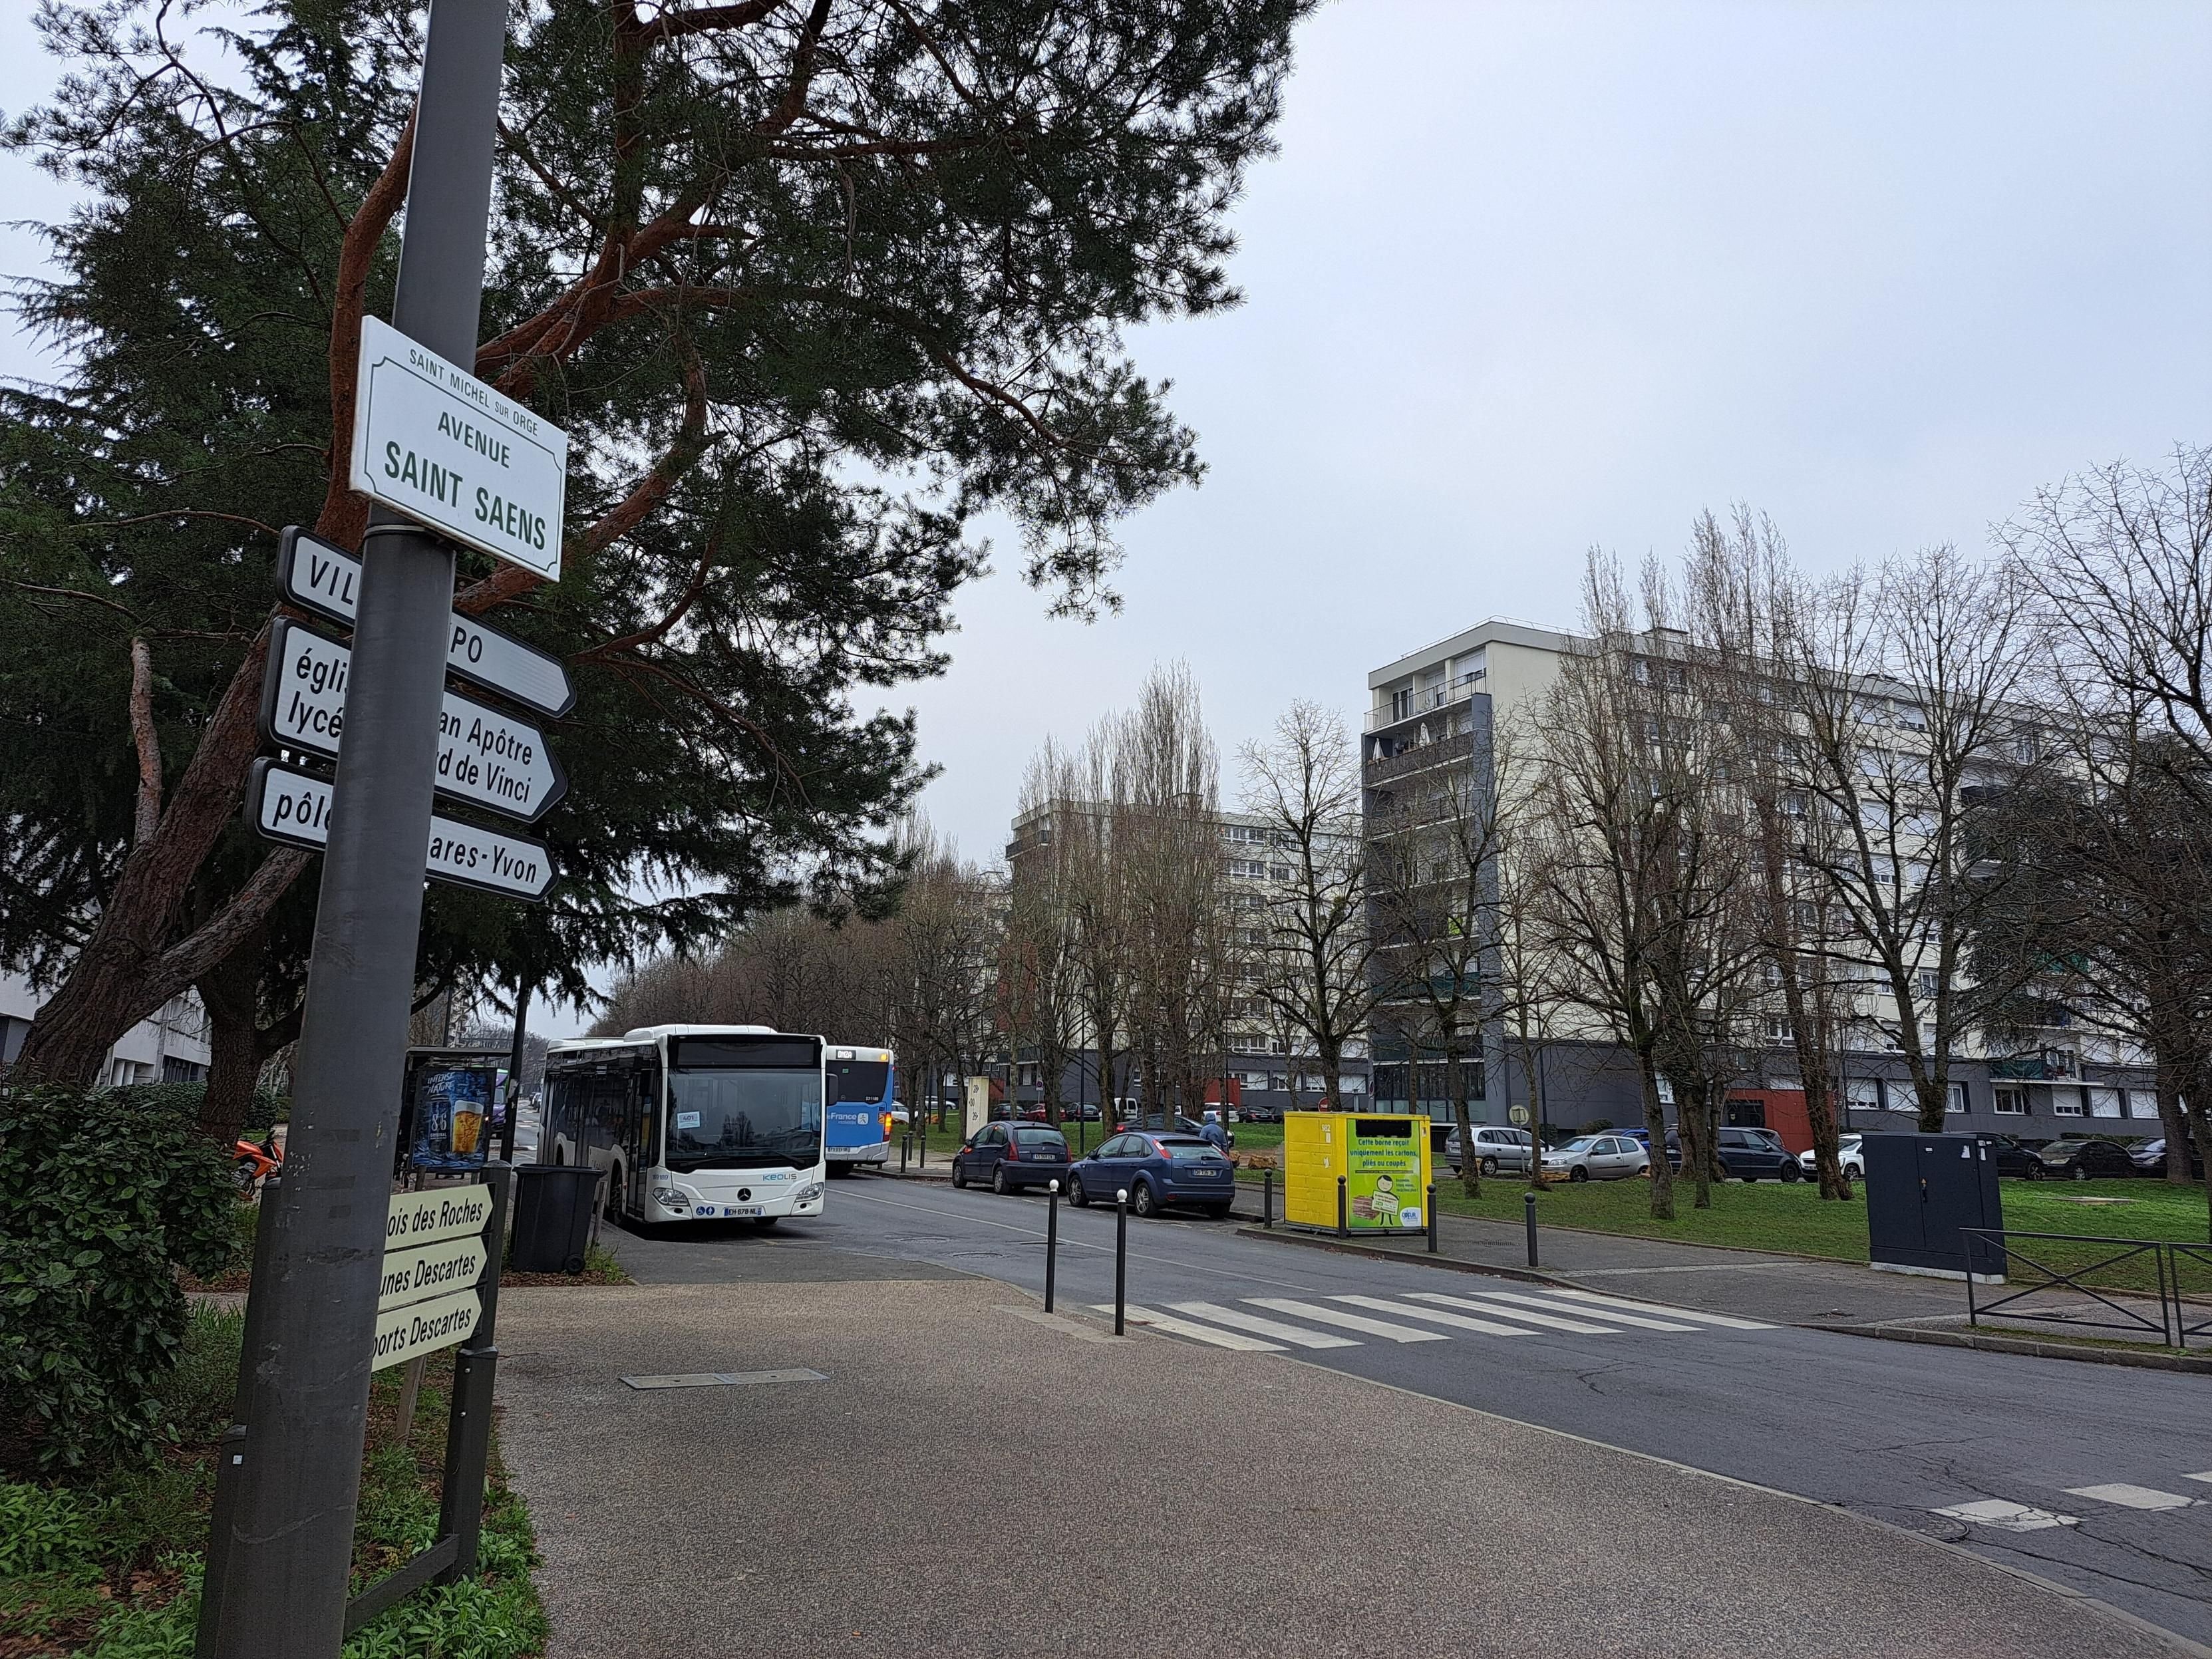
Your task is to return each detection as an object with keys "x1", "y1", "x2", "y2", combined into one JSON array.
[{"x1": 5, "y1": 2, "x2": 2207, "y2": 1036}]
